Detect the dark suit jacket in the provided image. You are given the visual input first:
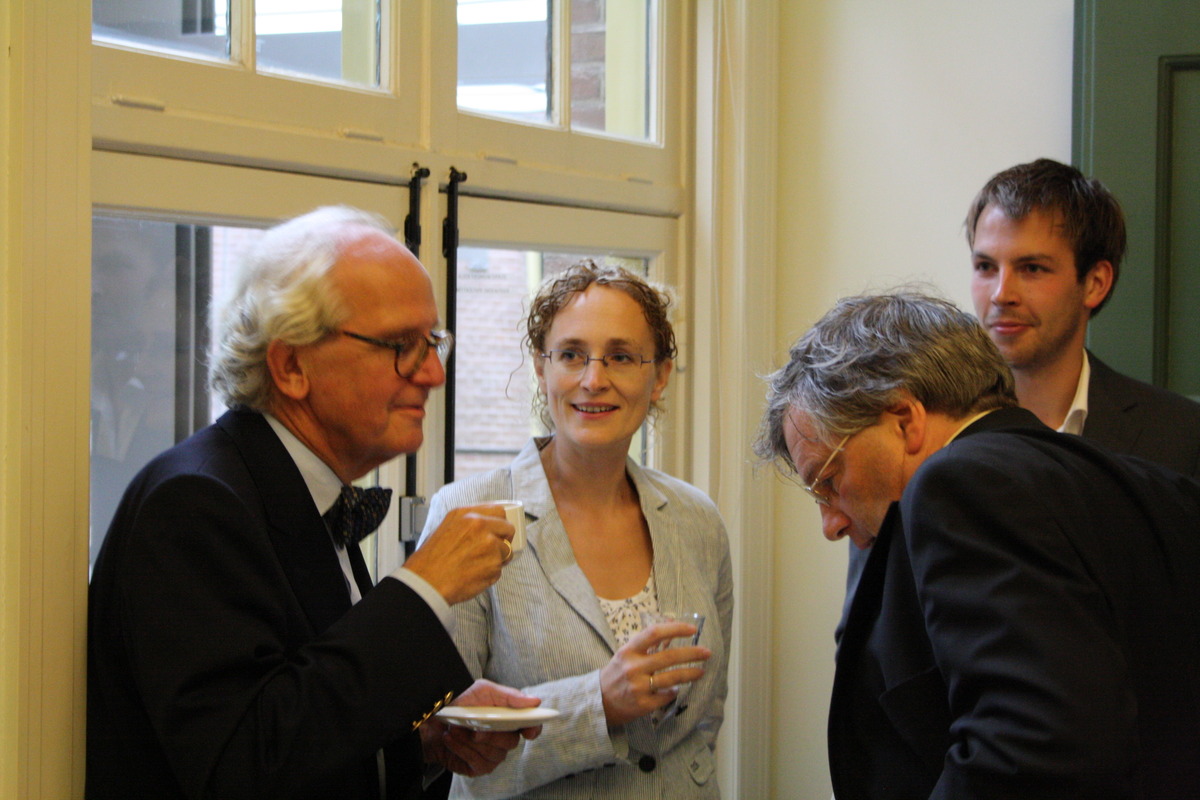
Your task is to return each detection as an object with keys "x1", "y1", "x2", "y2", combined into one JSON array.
[
  {"x1": 829, "y1": 407, "x2": 1200, "y2": 800},
  {"x1": 1085, "y1": 351, "x2": 1200, "y2": 477},
  {"x1": 87, "y1": 409, "x2": 473, "y2": 800},
  {"x1": 839, "y1": 352, "x2": 1200, "y2": 645}
]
